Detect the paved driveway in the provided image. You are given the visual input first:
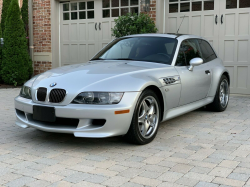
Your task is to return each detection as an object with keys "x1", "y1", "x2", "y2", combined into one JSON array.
[{"x1": 0, "y1": 89, "x2": 250, "y2": 187}]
